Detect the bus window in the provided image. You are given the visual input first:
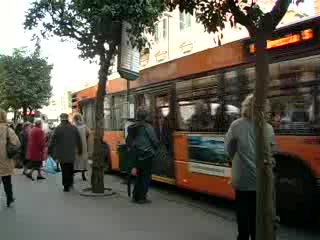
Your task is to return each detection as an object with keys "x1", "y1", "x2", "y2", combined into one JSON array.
[
  {"x1": 112, "y1": 95, "x2": 126, "y2": 130},
  {"x1": 177, "y1": 101, "x2": 195, "y2": 130},
  {"x1": 270, "y1": 92, "x2": 317, "y2": 134},
  {"x1": 136, "y1": 94, "x2": 153, "y2": 122},
  {"x1": 176, "y1": 98, "x2": 239, "y2": 132},
  {"x1": 179, "y1": 100, "x2": 214, "y2": 132},
  {"x1": 81, "y1": 100, "x2": 95, "y2": 129},
  {"x1": 104, "y1": 96, "x2": 112, "y2": 130},
  {"x1": 176, "y1": 74, "x2": 240, "y2": 133}
]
